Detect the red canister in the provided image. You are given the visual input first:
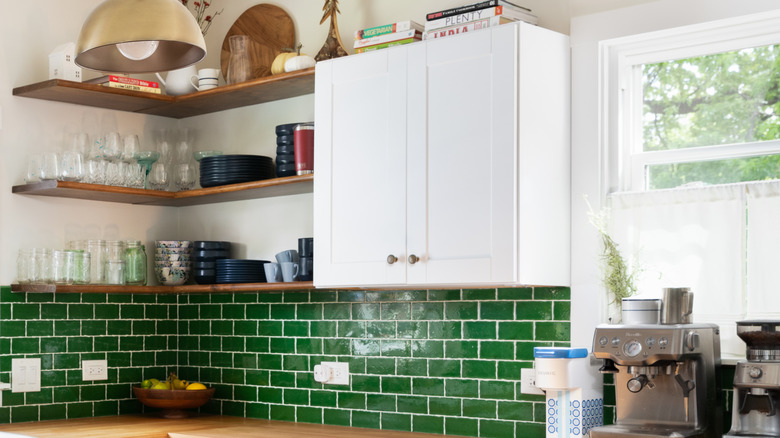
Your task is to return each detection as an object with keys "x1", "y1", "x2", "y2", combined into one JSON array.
[{"x1": 294, "y1": 123, "x2": 314, "y2": 175}]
